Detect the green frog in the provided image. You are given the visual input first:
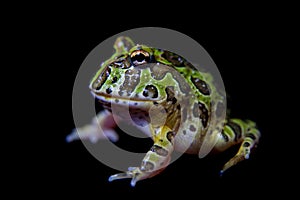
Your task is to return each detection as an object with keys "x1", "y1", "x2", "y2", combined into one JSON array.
[{"x1": 67, "y1": 36, "x2": 260, "y2": 187}]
